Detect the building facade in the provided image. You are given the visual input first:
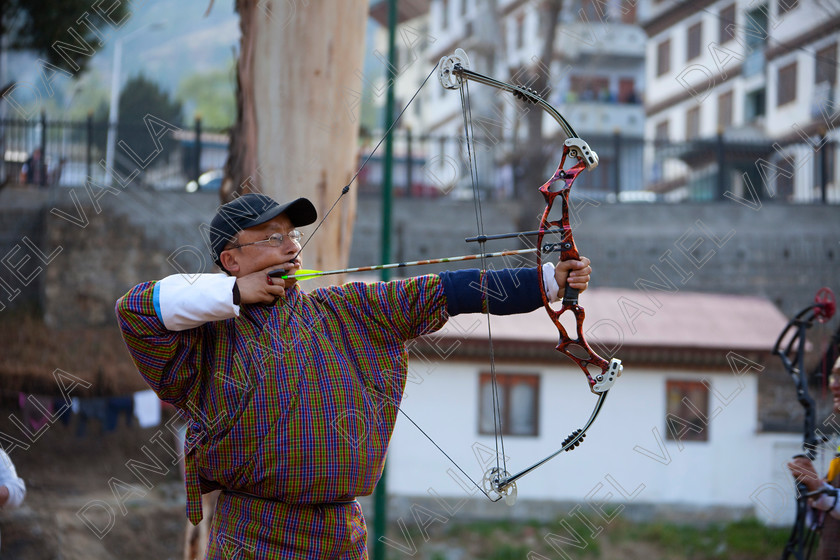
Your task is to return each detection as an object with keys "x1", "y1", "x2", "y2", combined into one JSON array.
[{"x1": 641, "y1": 0, "x2": 839, "y2": 201}]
